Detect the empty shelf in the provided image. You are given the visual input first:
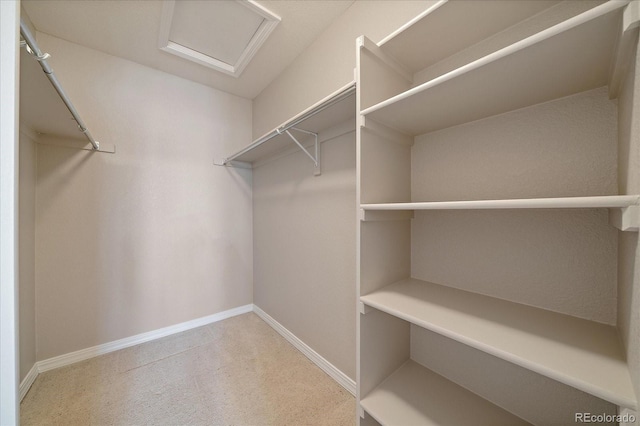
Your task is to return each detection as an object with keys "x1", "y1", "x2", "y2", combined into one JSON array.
[
  {"x1": 379, "y1": 0, "x2": 561, "y2": 74},
  {"x1": 362, "y1": 2, "x2": 626, "y2": 136},
  {"x1": 361, "y1": 360, "x2": 529, "y2": 426},
  {"x1": 361, "y1": 195, "x2": 640, "y2": 211},
  {"x1": 360, "y1": 278, "x2": 637, "y2": 409}
]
